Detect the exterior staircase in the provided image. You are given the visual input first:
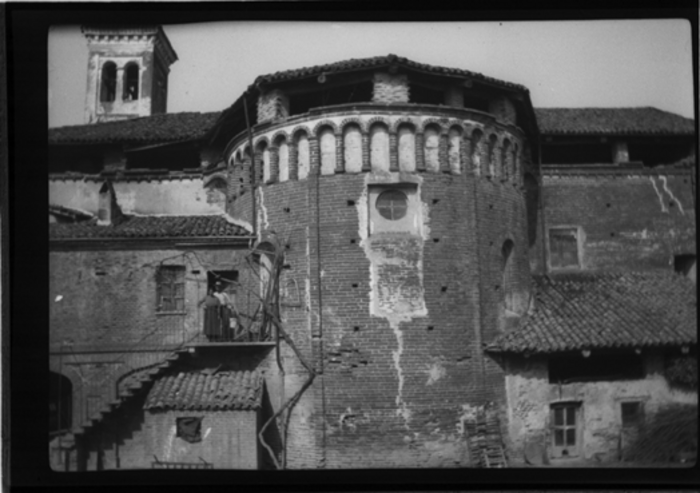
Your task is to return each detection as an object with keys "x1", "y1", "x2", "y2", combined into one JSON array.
[
  {"x1": 464, "y1": 403, "x2": 509, "y2": 468},
  {"x1": 59, "y1": 349, "x2": 190, "y2": 445}
]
